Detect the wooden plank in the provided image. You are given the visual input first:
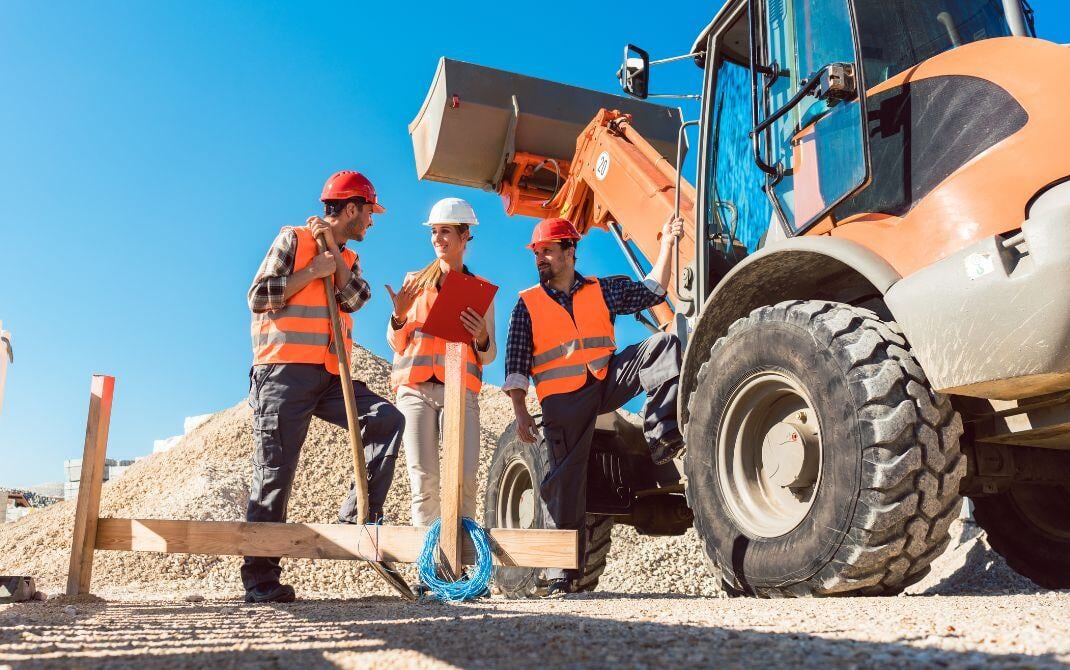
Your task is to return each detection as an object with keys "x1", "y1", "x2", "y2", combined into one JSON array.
[
  {"x1": 66, "y1": 375, "x2": 116, "y2": 596},
  {"x1": 94, "y1": 519, "x2": 579, "y2": 569},
  {"x1": 438, "y1": 341, "x2": 467, "y2": 579}
]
